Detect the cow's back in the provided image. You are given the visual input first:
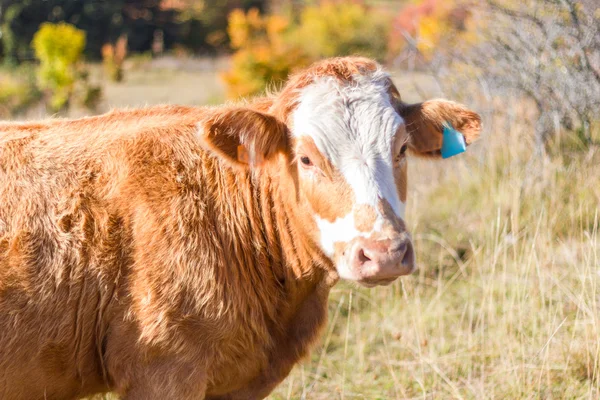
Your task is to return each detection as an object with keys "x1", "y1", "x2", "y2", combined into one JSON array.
[{"x1": 0, "y1": 106, "x2": 208, "y2": 399}]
